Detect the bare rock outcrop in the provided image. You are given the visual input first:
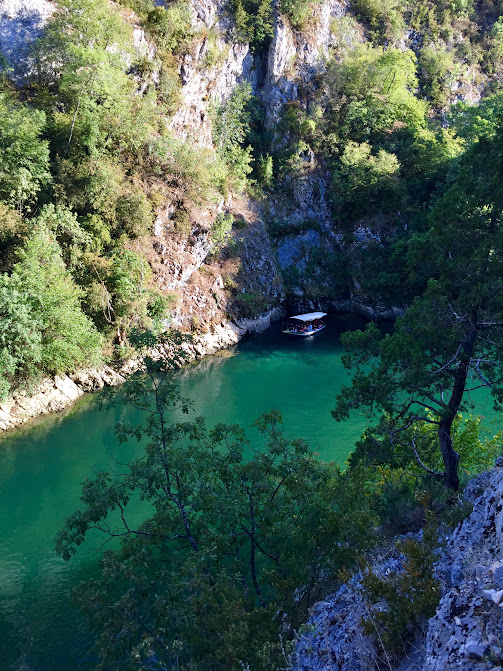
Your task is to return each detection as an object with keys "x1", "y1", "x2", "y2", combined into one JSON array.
[
  {"x1": 0, "y1": 375, "x2": 83, "y2": 431},
  {"x1": 169, "y1": 0, "x2": 256, "y2": 147},
  {"x1": 261, "y1": 0, "x2": 346, "y2": 128},
  {"x1": 0, "y1": 0, "x2": 54, "y2": 81},
  {"x1": 289, "y1": 556, "x2": 407, "y2": 671},
  {"x1": 424, "y1": 458, "x2": 503, "y2": 671},
  {"x1": 0, "y1": 367, "x2": 125, "y2": 432},
  {"x1": 289, "y1": 459, "x2": 503, "y2": 671}
]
